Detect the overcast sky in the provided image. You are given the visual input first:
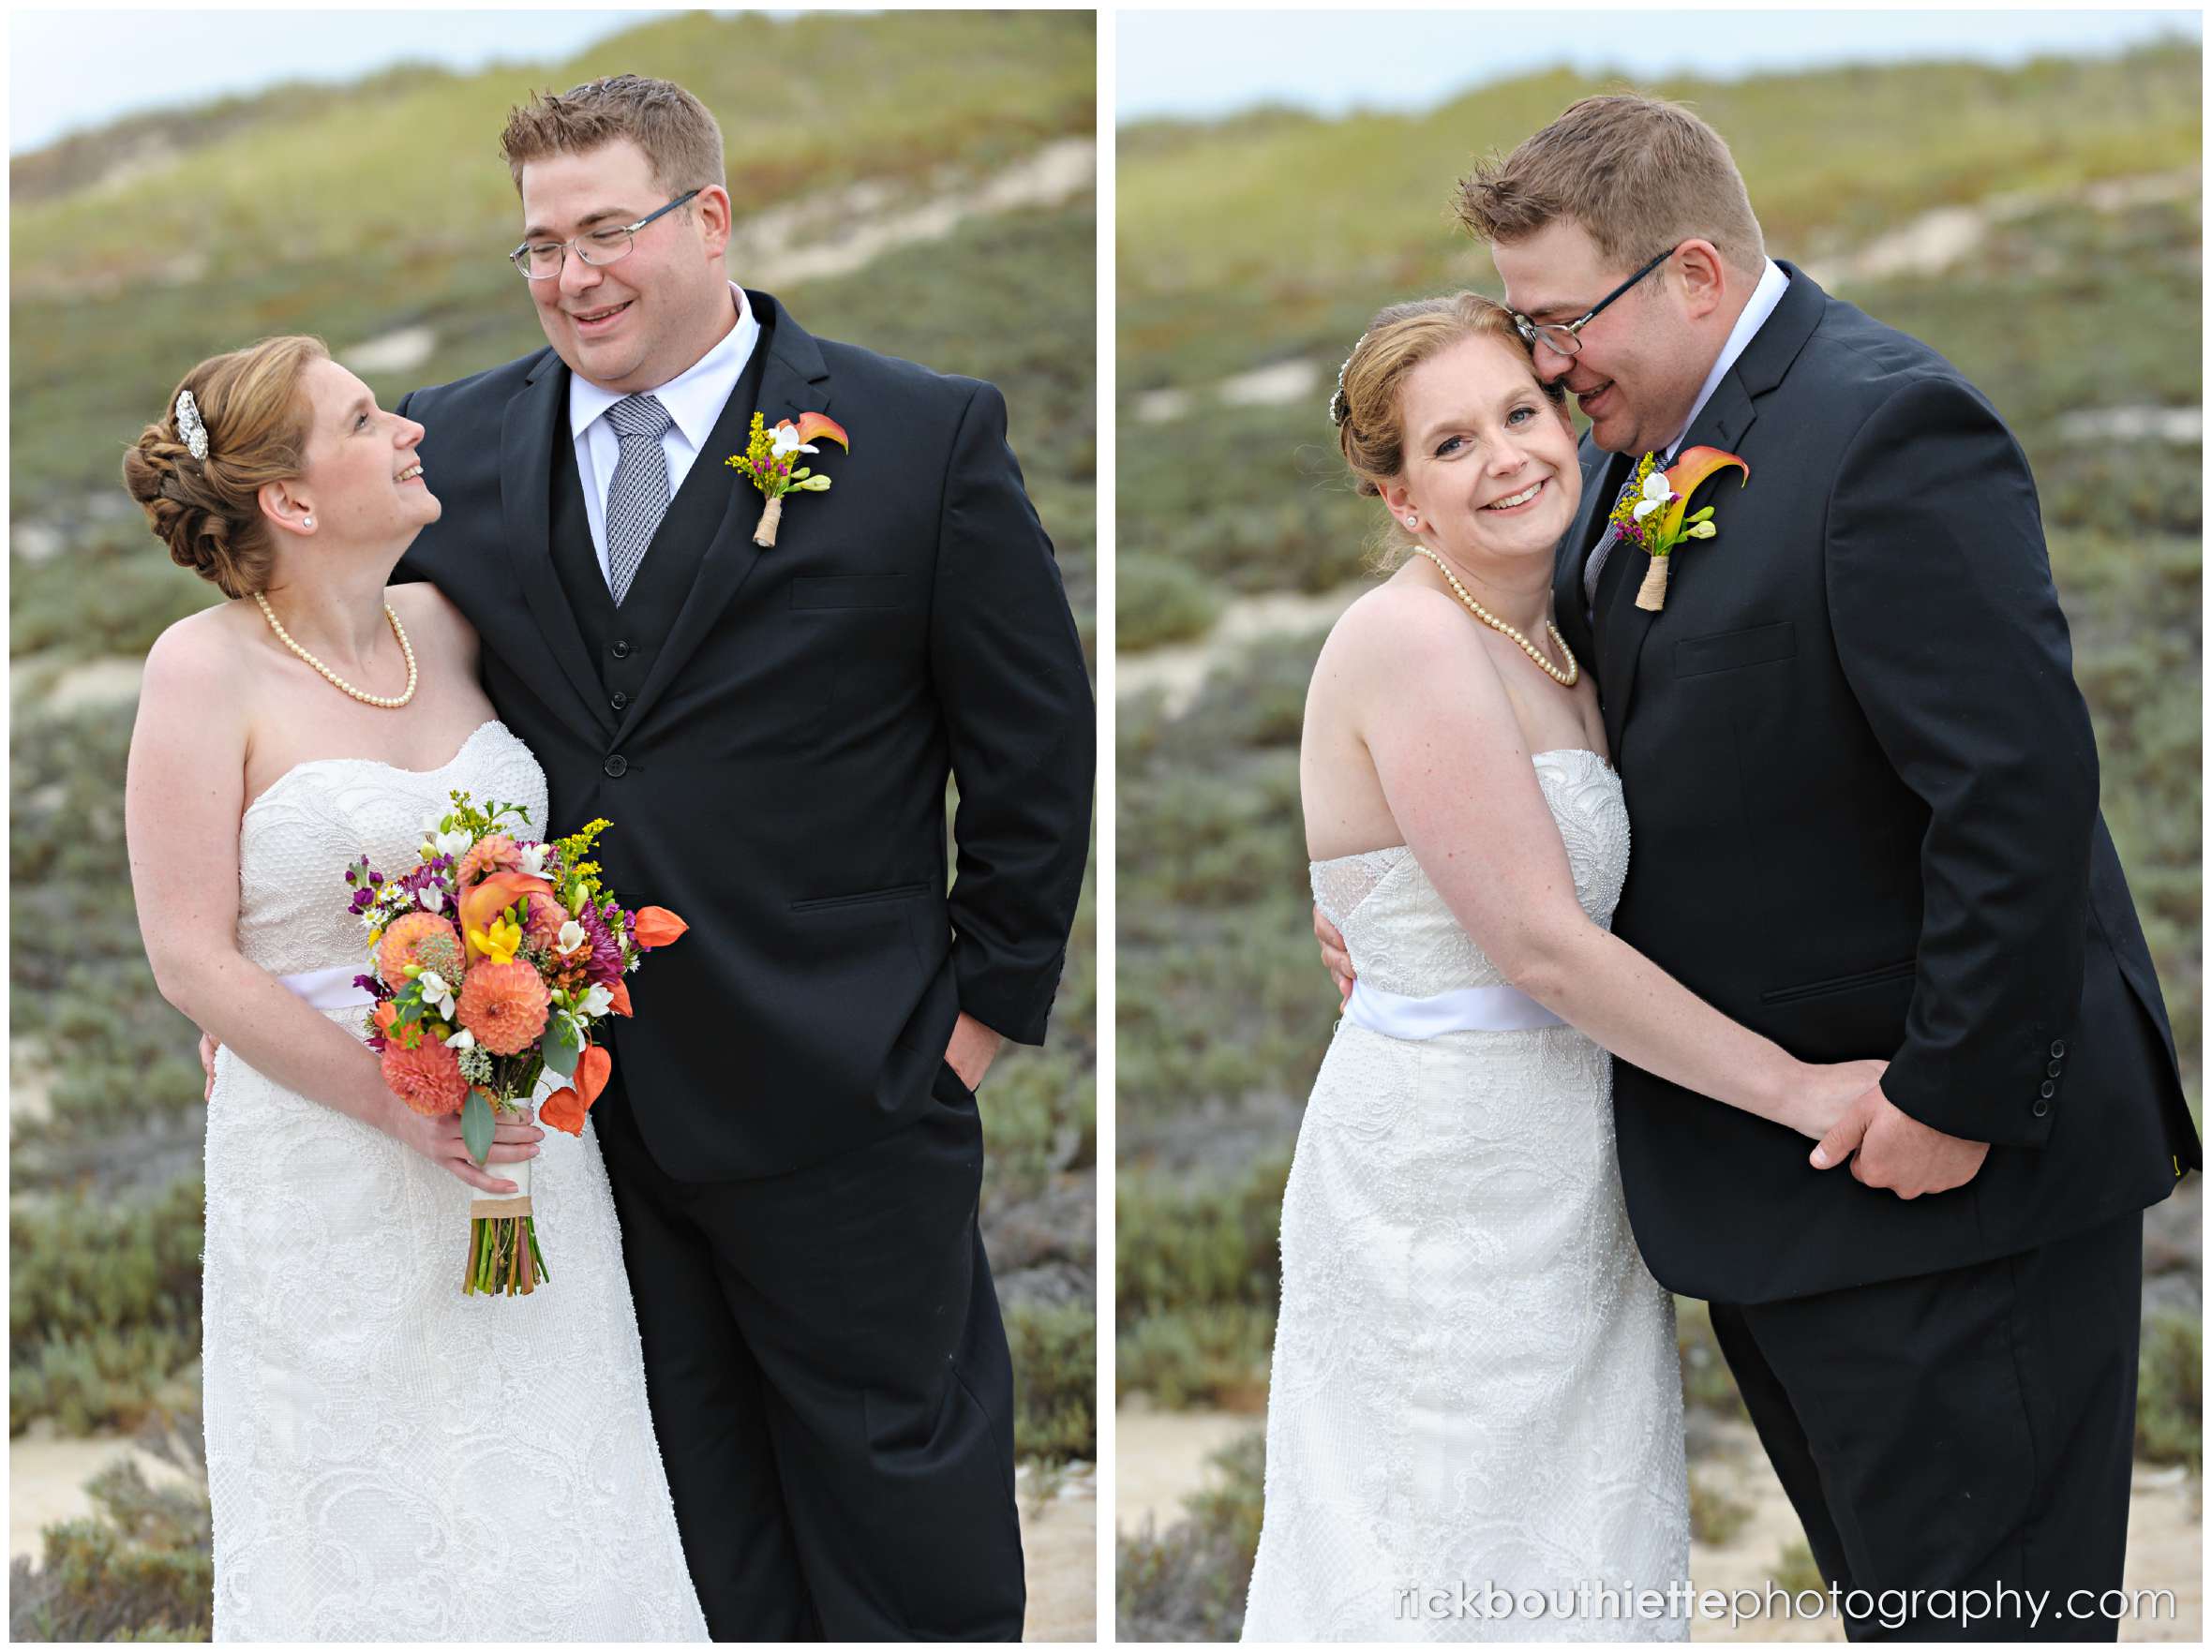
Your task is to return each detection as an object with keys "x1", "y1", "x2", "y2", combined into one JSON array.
[
  {"x1": 7, "y1": 9, "x2": 681, "y2": 153},
  {"x1": 1115, "y1": 8, "x2": 2202, "y2": 123}
]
